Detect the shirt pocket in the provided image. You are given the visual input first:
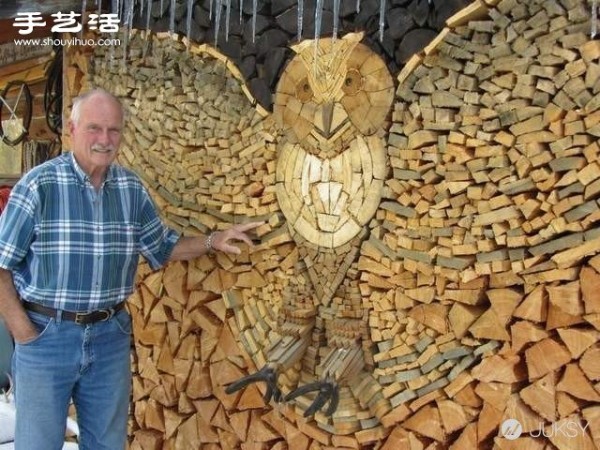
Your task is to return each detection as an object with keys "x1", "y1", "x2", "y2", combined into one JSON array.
[{"x1": 103, "y1": 222, "x2": 139, "y2": 288}]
